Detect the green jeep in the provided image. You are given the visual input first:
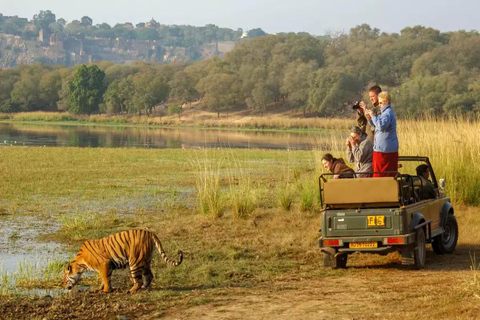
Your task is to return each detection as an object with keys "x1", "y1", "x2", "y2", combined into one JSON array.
[{"x1": 318, "y1": 156, "x2": 458, "y2": 269}]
